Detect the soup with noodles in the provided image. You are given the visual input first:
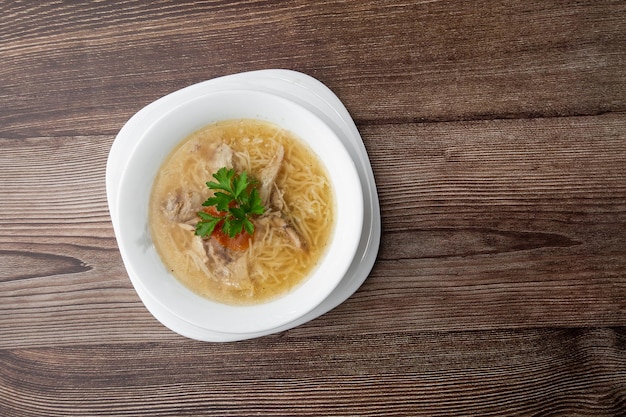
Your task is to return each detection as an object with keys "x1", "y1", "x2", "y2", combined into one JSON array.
[{"x1": 149, "y1": 119, "x2": 335, "y2": 305}]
